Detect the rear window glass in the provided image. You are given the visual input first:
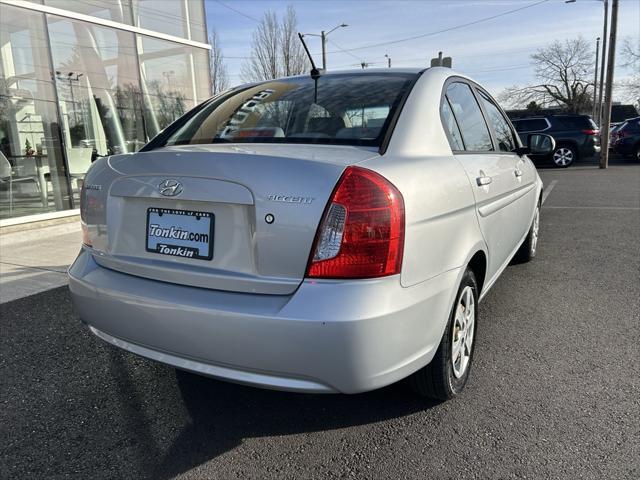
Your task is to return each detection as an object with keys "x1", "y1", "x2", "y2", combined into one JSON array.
[
  {"x1": 621, "y1": 119, "x2": 640, "y2": 132},
  {"x1": 163, "y1": 74, "x2": 417, "y2": 147},
  {"x1": 512, "y1": 118, "x2": 549, "y2": 132},
  {"x1": 555, "y1": 116, "x2": 595, "y2": 130}
]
